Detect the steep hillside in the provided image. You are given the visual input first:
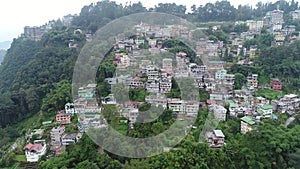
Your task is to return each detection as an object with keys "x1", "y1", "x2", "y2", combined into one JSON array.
[{"x1": 0, "y1": 50, "x2": 6, "y2": 63}]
